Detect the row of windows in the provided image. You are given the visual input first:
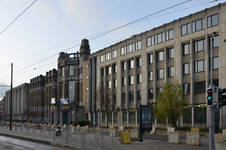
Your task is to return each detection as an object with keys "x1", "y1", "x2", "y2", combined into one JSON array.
[
  {"x1": 120, "y1": 41, "x2": 142, "y2": 56},
  {"x1": 181, "y1": 14, "x2": 218, "y2": 36},
  {"x1": 146, "y1": 29, "x2": 174, "y2": 47},
  {"x1": 100, "y1": 50, "x2": 117, "y2": 63},
  {"x1": 183, "y1": 57, "x2": 219, "y2": 74}
]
